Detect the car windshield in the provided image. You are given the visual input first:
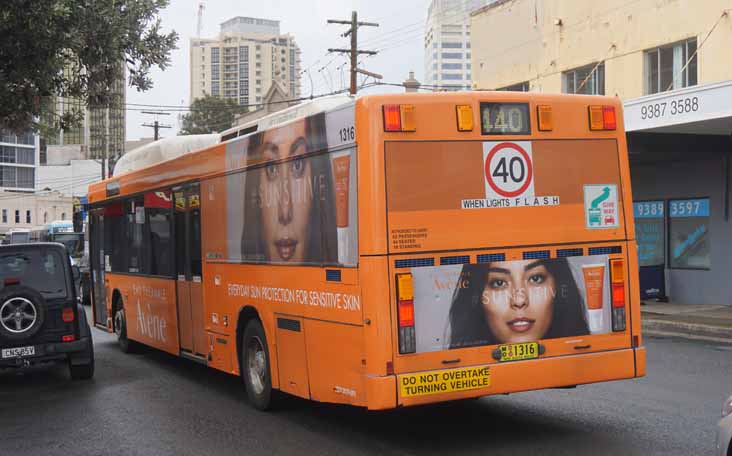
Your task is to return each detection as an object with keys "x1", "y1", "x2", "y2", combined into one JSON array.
[{"x1": 0, "y1": 249, "x2": 68, "y2": 299}]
